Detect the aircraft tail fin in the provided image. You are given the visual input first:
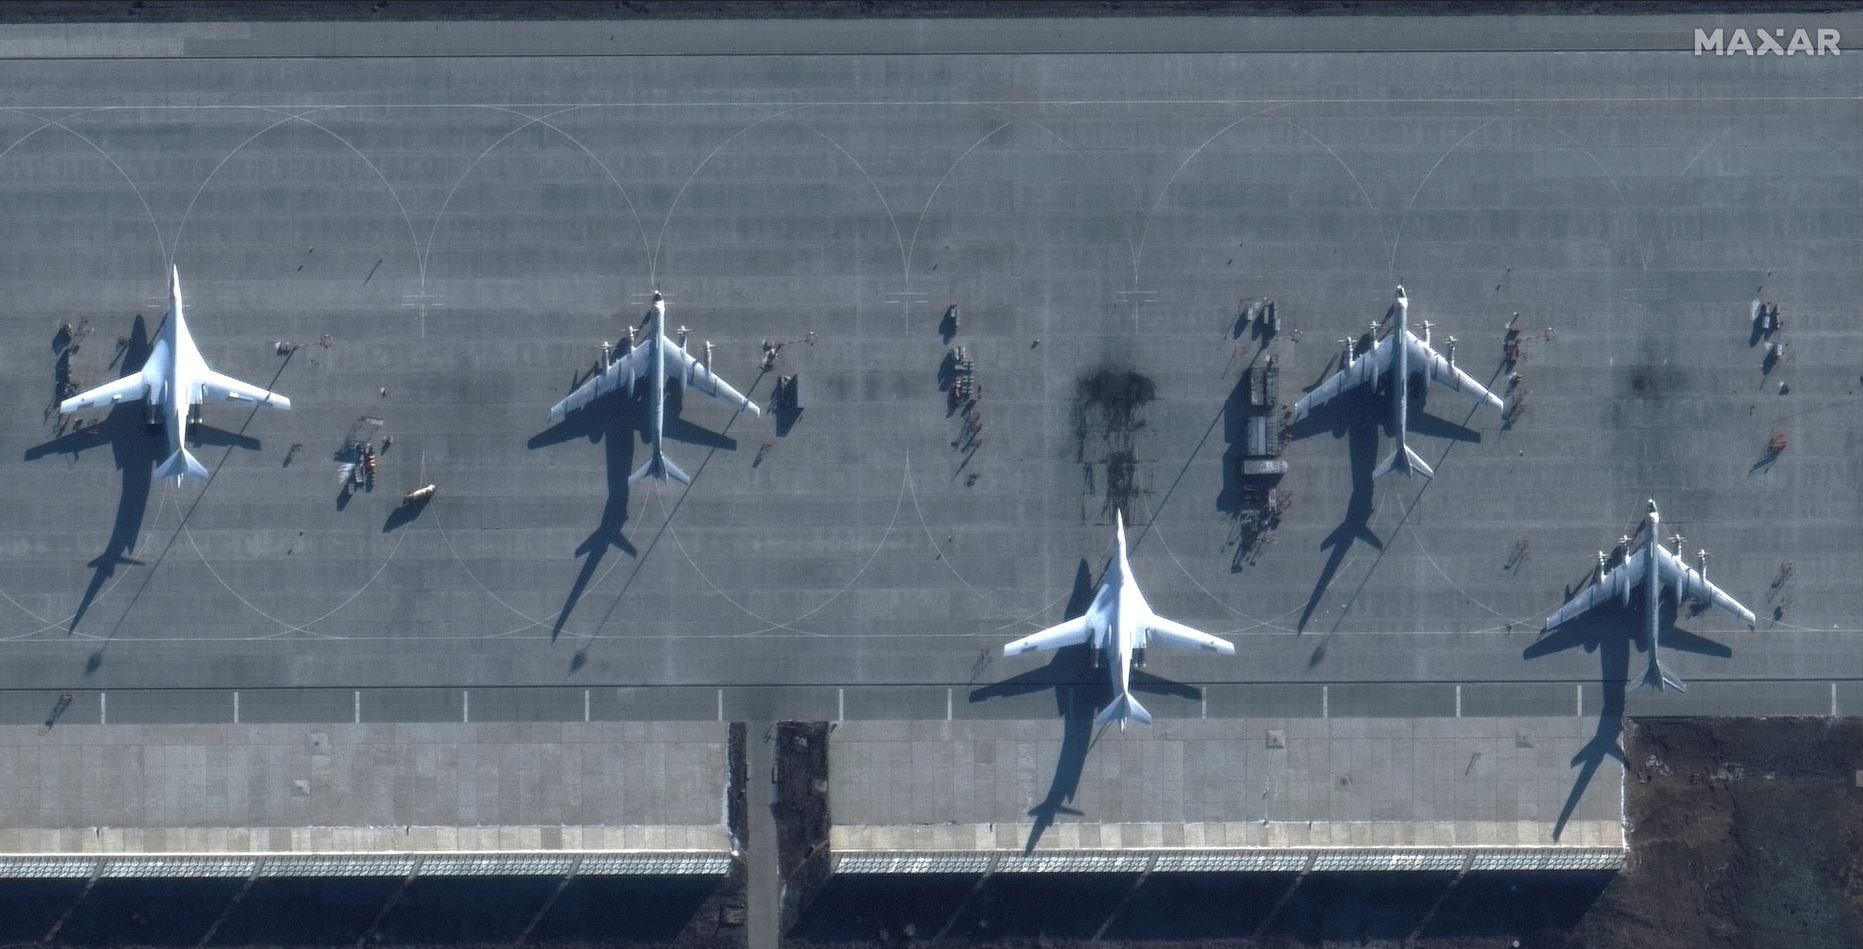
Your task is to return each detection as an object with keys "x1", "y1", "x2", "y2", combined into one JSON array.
[
  {"x1": 1631, "y1": 658, "x2": 1686, "y2": 693},
  {"x1": 627, "y1": 452, "x2": 692, "y2": 485},
  {"x1": 153, "y1": 447, "x2": 208, "y2": 483},
  {"x1": 1094, "y1": 692, "x2": 1152, "y2": 728},
  {"x1": 1373, "y1": 443, "x2": 1435, "y2": 480}
]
